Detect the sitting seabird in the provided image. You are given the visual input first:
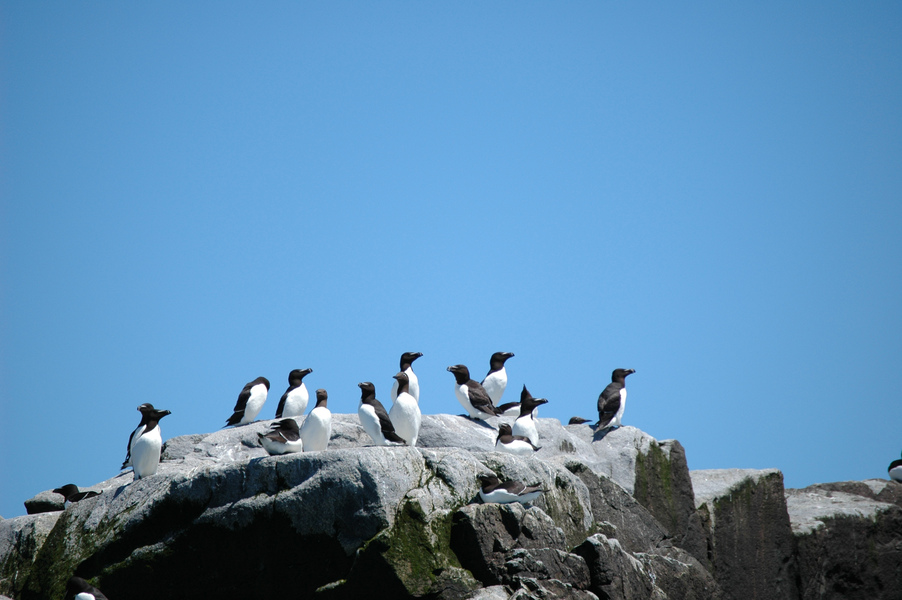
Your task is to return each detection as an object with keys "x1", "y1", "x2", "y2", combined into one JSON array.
[
  {"x1": 53, "y1": 484, "x2": 101, "y2": 504},
  {"x1": 478, "y1": 475, "x2": 544, "y2": 505},
  {"x1": 889, "y1": 452, "x2": 902, "y2": 482},
  {"x1": 258, "y1": 419, "x2": 304, "y2": 455},
  {"x1": 64, "y1": 576, "x2": 108, "y2": 600},
  {"x1": 495, "y1": 423, "x2": 540, "y2": 456}
]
